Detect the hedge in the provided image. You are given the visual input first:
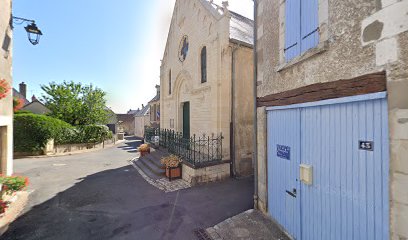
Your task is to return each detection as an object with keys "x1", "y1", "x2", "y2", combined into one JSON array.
[
  {"x1": 14, "y1": 114, "x2": 74, "y2": 152},
  {"x1": 14, "y1": 114, "x2": 113, "y2": 152}
]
